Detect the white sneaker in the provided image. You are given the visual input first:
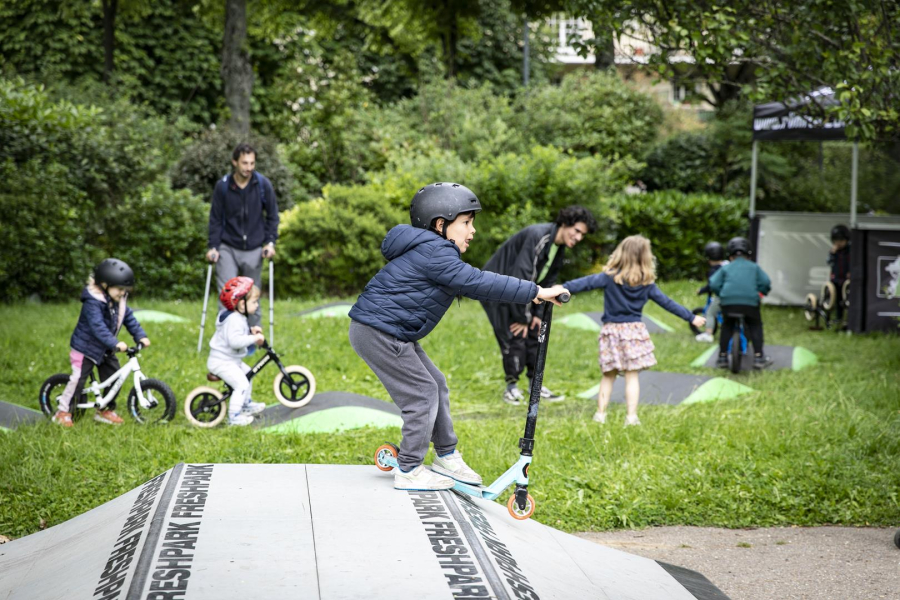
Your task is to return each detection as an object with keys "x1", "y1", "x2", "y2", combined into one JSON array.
[
  {"x1": 242, "y1": 400, "x2": 266, "y2": 416},
  {"x1": 695, "y1": 332, "x2": 714, "y2": 343},
  {"x1": 393, "y1": 464, "x2": 454, "y2": 491},
  {"x1": 503, "y1": 387, "x2": 524, "y2": 406},
  {"x1": 431, "y1": 450, "x2": 483, "y2": 485},
  {"x1": 624, "y1": 414, "x2": 641, "y2": 427},
  {"x1": 592, "y1": 411, "x2": 606, "y2": 424},
  {"x1": 528, "y1": 380, "x2": 566, "y2": 402},
  {"x1": 228, "y1": 412, "x2": 254, "y2": 426}
]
